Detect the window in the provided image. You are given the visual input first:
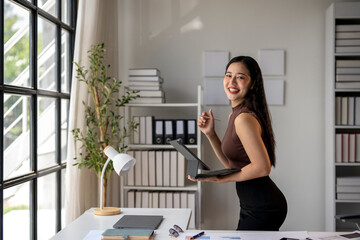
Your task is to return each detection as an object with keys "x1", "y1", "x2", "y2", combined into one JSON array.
[{"x1": 1, "y1": 0, "x2": 76, "y2": 239}]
